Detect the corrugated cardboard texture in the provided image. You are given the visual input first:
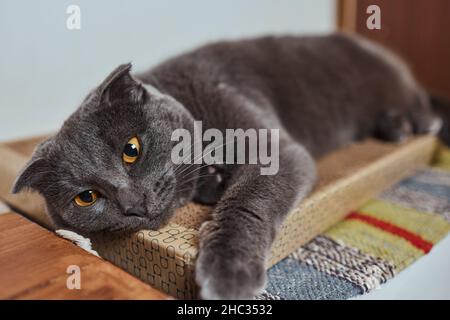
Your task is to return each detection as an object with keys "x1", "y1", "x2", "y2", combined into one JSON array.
[{"x1": 0, "y1": 135, "x2": 438, "y2": 298}]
